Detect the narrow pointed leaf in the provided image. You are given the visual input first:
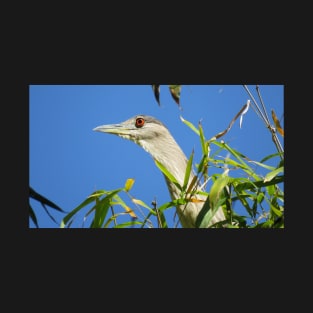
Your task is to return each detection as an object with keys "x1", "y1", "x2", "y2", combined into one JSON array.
[
  {"x1": 152, "y1": 85, "x2": 161, "y2": 106},
  {"x1": 93, "y1": 190, "x2": 121, "y2": 227},
  {"x1": 29, "y1": 204, "x2": 39, "y2": 228},
  {"x1": 264, "y1": 166, "x2": 284, "y2": 183},
  {"x1": 239, "y1": 100, "x2": 250, "y2": 129},
  {"x1": 154, "y1": 159, "x2": 182, "y2": 191},
  {"x1": 113, "y1": 194, "x2": 137, "y2": 218},
  {"x1": 169, "y1": 85, "x2": 181, "y2": 107},
  {"x1": 198, "y1": 122, "x2": 207, "y2": 155},
  {"x1": 271, "y1": 109, "x2": 284, "y2": 137},
  {"x1": 196, "y1": 197, "x2": 225, "y2": 228},
  {"x1": 61, "y1": 196, "x2": 96, "y2": 227},
  {"x1": 121, "y1": 204, "x2": 137, "y2": 218},
  {"x1": 124, "y1": 178, "x2": 135, "y2": 192},
  {"x1": 132, "y1": 198, "x2": 151, "y2": 210},
  {"x1": 30, "y1": 187, "x2": 65, "y2": 212},
  {"x1": 183, "y1": 150, "x2": 194, "y2": 191},
  {"x1": 180, "y1": 116, "x2": 200, "y2": 135},
  {"x1": 210, "y1": 175, "x2": 230, "y2": 207},
  {"x1": 213, "y1": 102, "x2": 251, "y2": 139},
  {"x1": 114, "y1": 221, "x2": 144, "y2": 228}
]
